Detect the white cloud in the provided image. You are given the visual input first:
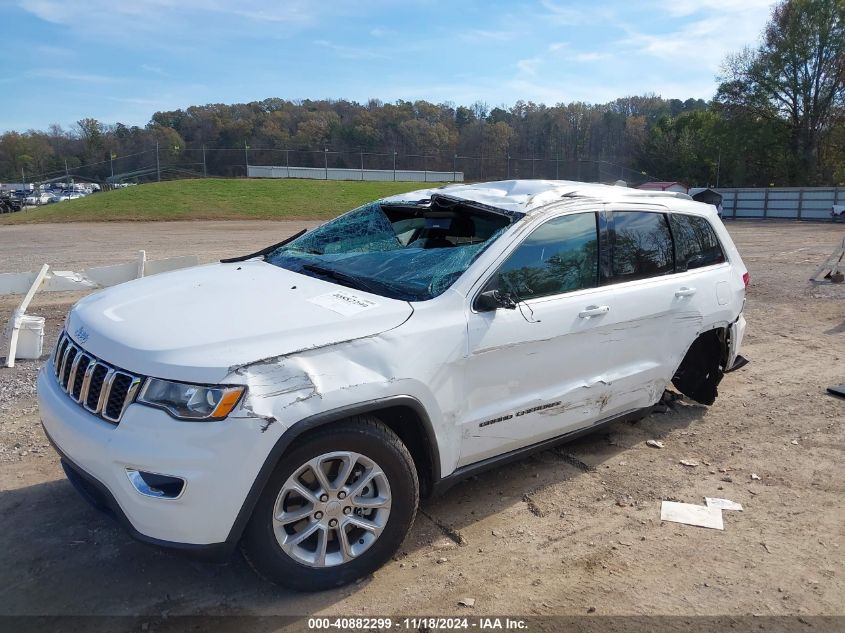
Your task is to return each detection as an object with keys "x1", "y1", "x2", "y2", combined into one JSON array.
[
  {"x1": 17, "y1": 0, "x2": 334, "y2": 38},
  {"x1": 658, "y1": 0, "x2": 775, "y2": 18},
  {"x1": 617, "y1": 4, "x2": 773, "y2": 71},
  {"x1": 570, "y1": 52, "x2": 611, "y2": 62},
  {"x1": 516, "y1": 57, "x2": 542, "y2": 76}
]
